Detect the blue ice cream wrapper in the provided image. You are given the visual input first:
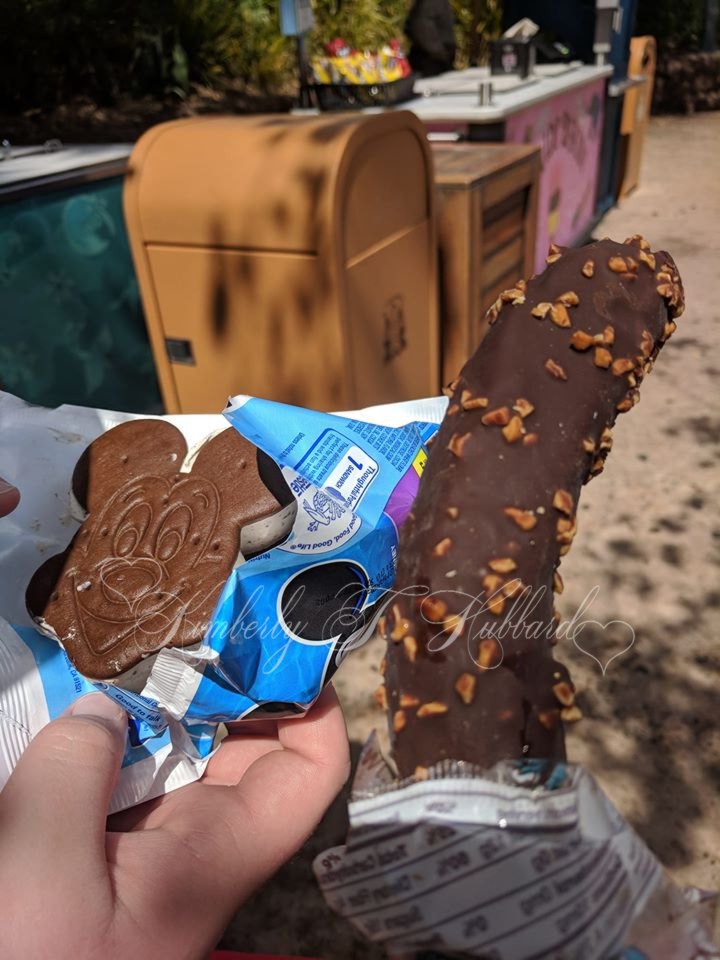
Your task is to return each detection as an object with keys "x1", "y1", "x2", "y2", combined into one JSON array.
[{"x1": 141, "y1": 395, "x2": 443, "y2": 724}]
